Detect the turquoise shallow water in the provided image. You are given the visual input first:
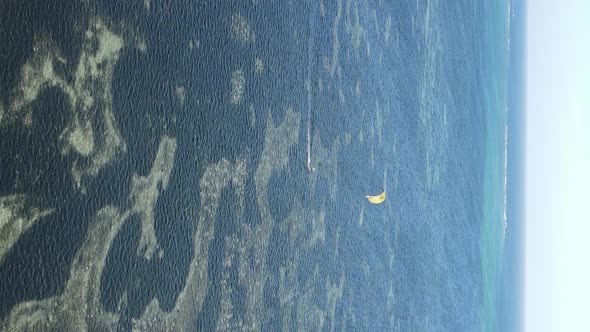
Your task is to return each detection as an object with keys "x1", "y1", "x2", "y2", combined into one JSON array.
[{"x1": 479, "y1": 1, "x2": 510, "y2": 330}]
